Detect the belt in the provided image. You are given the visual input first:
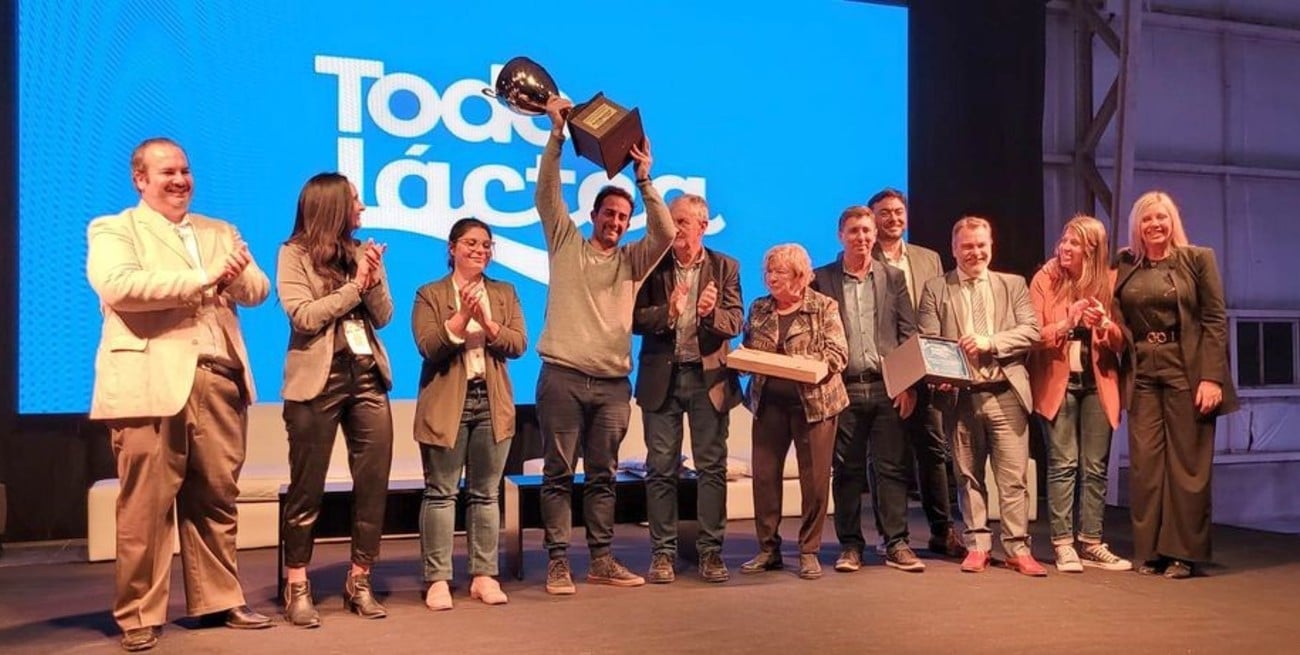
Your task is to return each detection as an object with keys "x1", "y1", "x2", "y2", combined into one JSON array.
[
  {"x1": 1139, "y1": 329, "x2": 1179, "y2": 344},
  {"x1": 197, "y1": 359, "x2": 243, "y2": 382},
  {"x1": 466, "y1": 377, "x2": 488, "y2": 393},
  {"x1": 674, "y1": 361, "x2": 704, "y2": 369},
  {"x1": 842, "y1": 370, "x2": 883, "y2": 384},
  {"x1": 967, "y1": 380, "x2": 1011, "y2": 394}
]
